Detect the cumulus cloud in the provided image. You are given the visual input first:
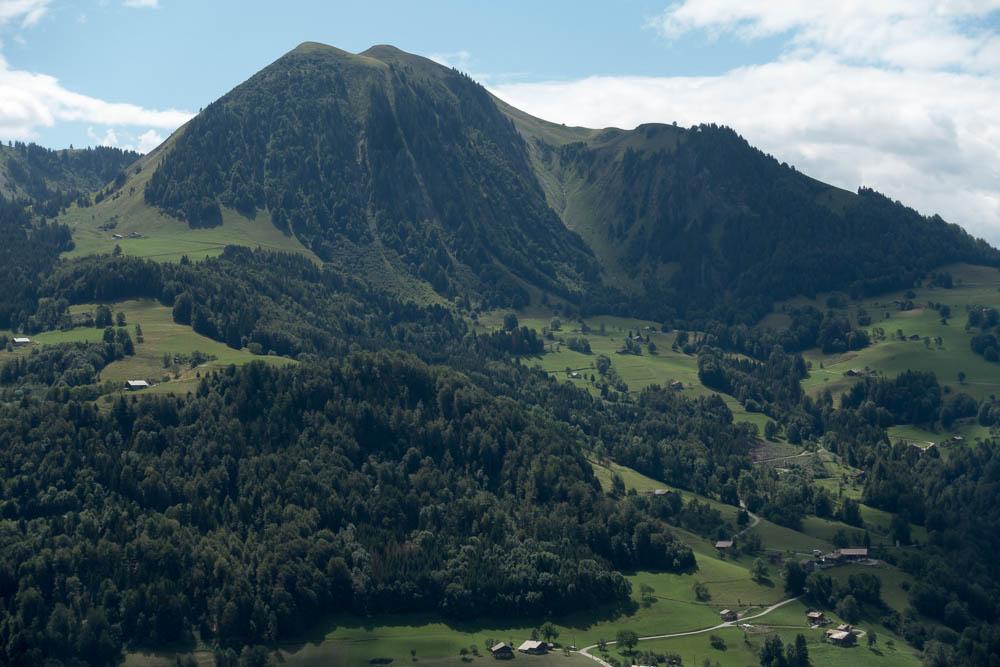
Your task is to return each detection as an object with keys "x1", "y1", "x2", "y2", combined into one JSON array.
[
  {"x1": 492, "y1": 2, "x2": 1000, "y2": 241},
  {"x1": 86, "y1": 126, "x2": 164, "y2": 153},
  {"x1": 650, "y1": 0, "x2": 1000, "y2": 72},
  {"x1": 0, "y1": 0, "x2": 50, "y2": 27},
  {"x1": 0, "y1": 54, "x2": 191, "y2": 148}
]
